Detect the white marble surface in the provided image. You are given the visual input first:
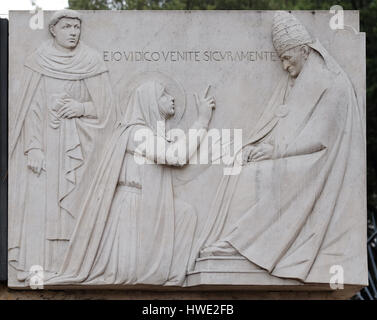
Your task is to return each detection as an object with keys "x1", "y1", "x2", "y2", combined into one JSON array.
[{"x1": 8, "y1": 10, "x2": 367, "y2": 292}]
